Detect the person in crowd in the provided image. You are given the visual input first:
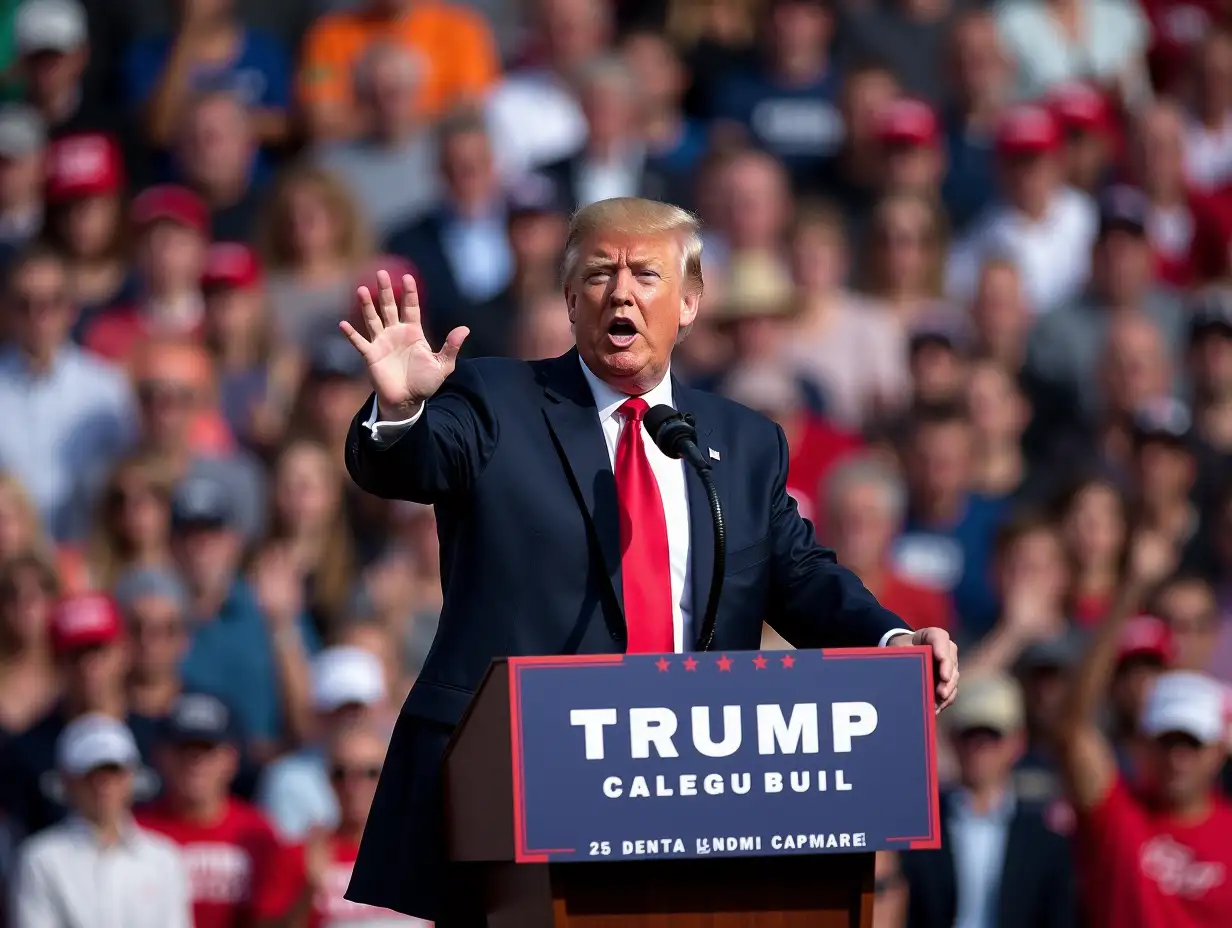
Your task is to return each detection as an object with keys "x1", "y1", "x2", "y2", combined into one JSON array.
[
  {"x1": 1048, "y1": 81, "x2": 1116, "y2": 195},
  {"x1": 0, "y1": 472, "x2": 73, "y2": 575},
  {"x1": 1092, "y1": 314, "x2": 1177, "y2": 478},
  {"x1": 0, "y1": 553, "x2": 59, "y2": 737},
  {"x1": 0, "y1": 103, "x2": 47, "y2": 255},
  {"x1": 706, "y1": 146, "x2": 792, "y2": 275},
  {"x1": 620, "y1": 29, "x2": 708, "y2": 178},
  {"x1": 1011, "y1": 632, "x2": 1083, "y2": 802},
  {"x1": 704, "y1": 252, "x2": 798, "y2": 379},
  {"x1": 10, "y1": 714, "x2": 191, "y2": 927},
  {"x1": 709, "y1": 0, "x2": 844, "y2": 187},
  {"x1": 0, "y1": 592, "x2": 162, "y2": 836},
  {"x1": 173, "y1": 89, "x2": 263, "y2": 241},
  {"x1": 287, "y1": 321, "x2": 376, "y2": 461},
  {"x1": 1059, "y1": 533, "x2": 1232, "y2": 928},
  {"x1": 966, "y1": 259, "x2": 1030, "y2": 371},
  {"x1": 824, "y1": 454, "x2": 952, "y2": 631},
  {"x1": 486, "y1": 0, "x2": 611, "y2": 178},
  {"x1": 893, "y1": 401, "x2": 1007, "y2": 636},
  {"x1": 169, "y1": 471, "x2": 317, "y2": 759},
  {"x1": 873, "y1": 99, "x2": 947, "y2": 201},
  {"x1": 257, "y1": 645, "x2": 389, "y2": 842},
  {"x1": 297, "y1": 0, "x2": 499, "y2": 143},
  {"x1": 264, "y1": 440, "x2": 355, "y2": 639},
  {"x1": 13, "y1": 0, "x2": 114, "y2": 140},
  {"x1": 782, "y1": 201, "x2": 907, "y2": 429},
  {"x1": 948, "y1": 104, "x2": 1097, "y2": 315},
  {"x1": 1181, "y1": 29, "x2": 1232, "y2": 195},
  {"x1": 262, "y1": 721, "x2": 423, "y2": 927},
  {"x1": 720, "y1": 363, "x2": 861, "y2": 526},
  {"x1": 41, "y1": 132, "x2": 135, "y2": 328},
  {"x1": 315, "y1": 43, "x2": 440, "y2": 241},
  {"x1": 137, "y1": 693, "x2": 288, "y2": 928},
  {"x1": 385, "y1": 108, "x2": 513, "y2": 344},
  {"x1": 1128, "y1": 399, "x2": 1205, "y2": 567},
  {"x1": 966, "y1": 357, "x2": 1050, "y2": 505},
  {"x1": 0, "y1": 245, "x2": 136, "y2": 541},
  {"x1": 902, "y1": 674, "x2": 1079, "y2": 928},
  {"x1": 1107, "y1": 614, "x2": 1175, "y2": 767},
  {"x1": 85, "y1": 454, "x2": 175, "y2": 590},
  {"x1": 1027, "y1": 186, "x2": 1186, "y2": 421},
  {"x1": 859, "y1": 192, "x2": 952, "y2": 332},
  {"x1": 1152, "y1": 573, "x2": 1219, "y2": 673},
  {"x1": 839, "y1": 0, "x2": 957, "y2": 105},
  {"x1": 667, "y1": 0, "x2": 759, "y2": 119},
  {"x1": 1058, "y1": 476, "x2": 1129, "y2": 627},
  {"x1": 994, "y1": 0, "x2": 1150, "y2": 103},
  {"x1": 116, "y1": 567, "x2": 193, "y2": 725},
  {"x1": 1130, "y1": 101, "x2": 1230, "y2": 289},
  {"x1": 123, "y1": 0, "x2": 290, "y2": 156},
  {"x1": 82, "y1": 184, "x2": 209, "y2": 362},
  {"x1": 1188, "y1": 290, "x2": 1232, "y2": 459},
  {"x1": 543, "y1": 54, "x2": 691, "y2": 211},
  {"x1": 258, "y1": 164, "x2": 374, "y2": 350},
  {"x1": 902, "y1": 322, "x2": 969, "y2": 412},
  {"x1": 939, "y1": 11, "x2": 1011, "y2": 233}
]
